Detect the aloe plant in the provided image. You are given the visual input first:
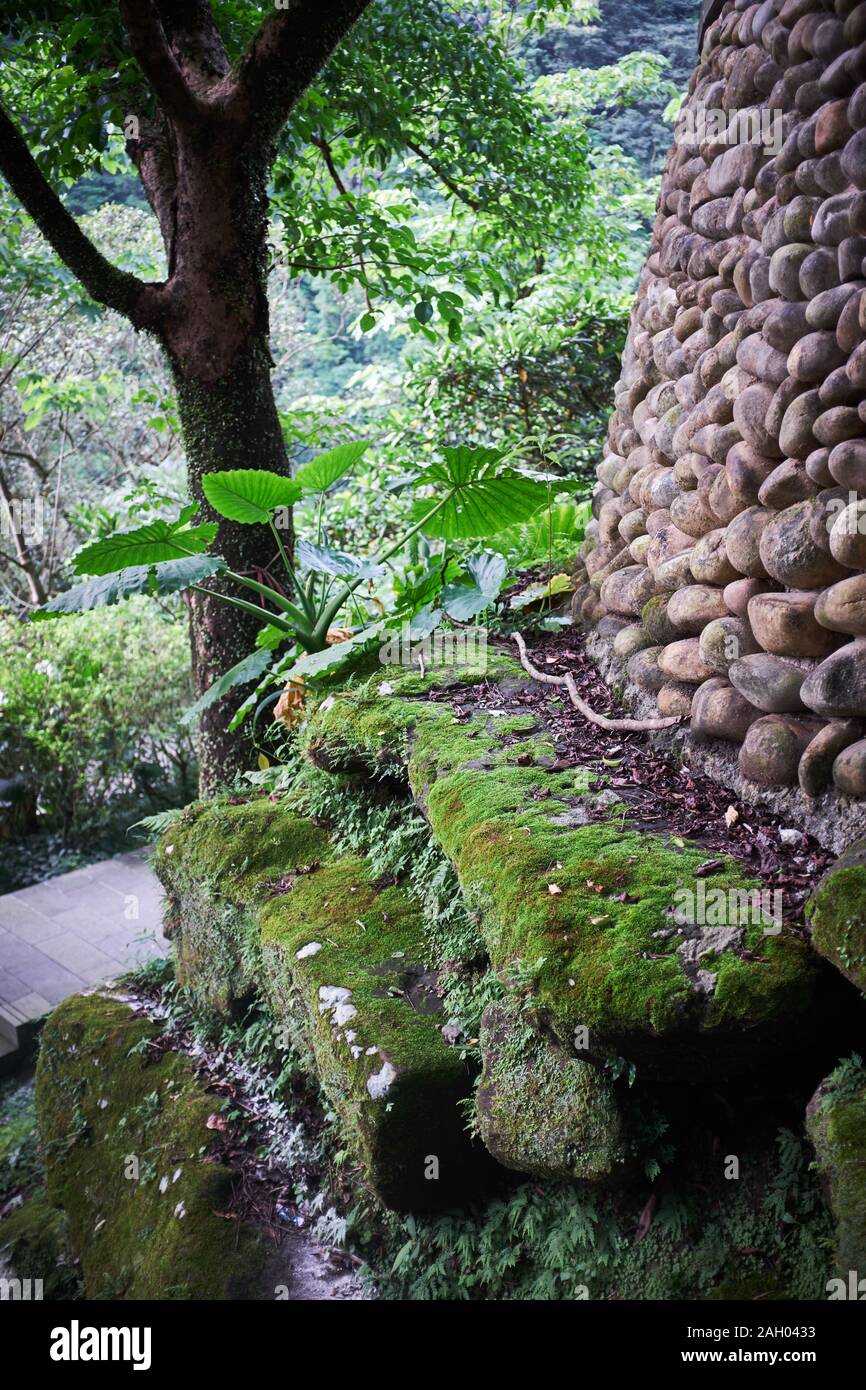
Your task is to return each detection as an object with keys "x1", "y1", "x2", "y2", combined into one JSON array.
[{"x1": 35, "y1": 441, "x2": 556, "y2": 715}]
